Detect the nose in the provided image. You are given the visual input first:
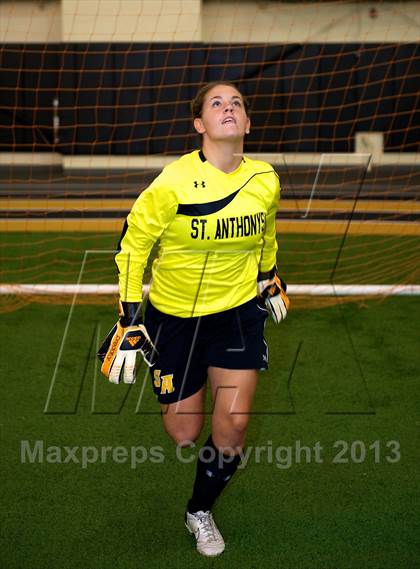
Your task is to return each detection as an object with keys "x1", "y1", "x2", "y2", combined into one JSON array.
[{"x1": 224, "y1": 103, "x2": 233, "y2": 113}]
